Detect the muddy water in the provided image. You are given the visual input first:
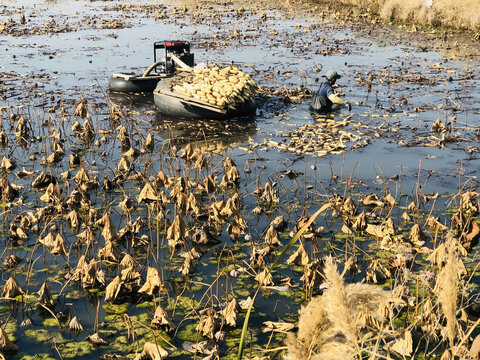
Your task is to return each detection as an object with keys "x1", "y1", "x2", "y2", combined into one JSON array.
[{"x1": 1, "y1": 0, "x2": 480, "y2": 359}]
